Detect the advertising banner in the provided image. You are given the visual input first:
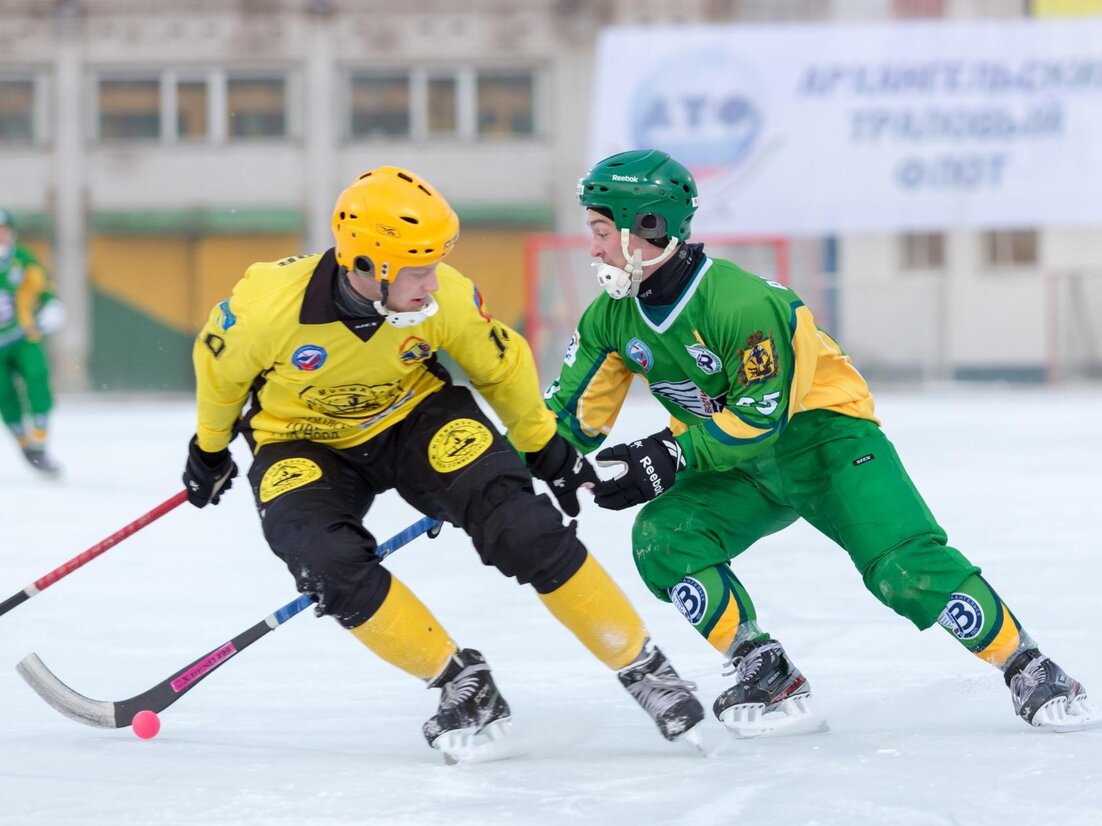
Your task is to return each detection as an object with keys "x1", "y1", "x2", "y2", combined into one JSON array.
[{"x1": 589, "y1": 19, "x2": 1102, "y2": 234}]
